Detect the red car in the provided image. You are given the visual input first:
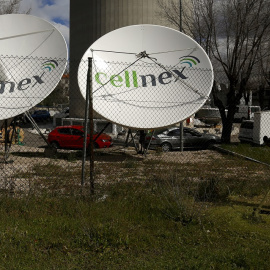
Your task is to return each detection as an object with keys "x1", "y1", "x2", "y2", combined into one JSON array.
[{"x1": 48, "y1": 125, "x2": 113, "y2": 149}]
